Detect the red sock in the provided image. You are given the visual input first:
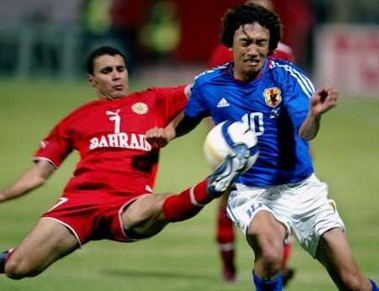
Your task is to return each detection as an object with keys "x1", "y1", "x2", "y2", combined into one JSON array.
[
  {"x1": 162, "y1": 180, "x2": 209, "y2": 222},
  {"x1": 282, "y1": 242, "x2": 292, "y2": 270},
  {"x1": 217, "y1": 206, "x2": 235, "y2": 244},
  {"x1": 221, "y1": 249, "x2": 236, "y2": 272},
  {"x1": 217, "y1": 206, "x2": 235, "y2": 271}
]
